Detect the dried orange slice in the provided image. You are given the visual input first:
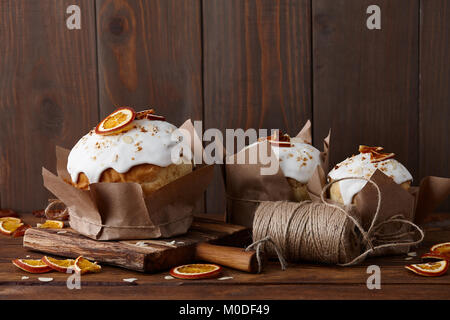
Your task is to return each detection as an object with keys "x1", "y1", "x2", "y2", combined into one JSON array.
[
  {"x1": 12, "y1": 259, "x2": 53, "y2": 273},
  {"x1": 12, "y1": 224, "x2": 31, "y2": 238},
  {"x1": 405, "y1": 260, "x2": 448, "y2": 277},
  {"x1": 431, "y1": 242, "x2": 450, "y2": 256},
  {"x1": 170, "y1": 263, "x2": 222, "y2": 280},
  {"x1": 95, "y1": 107, "x2": 136, "y2": 136},
  {"x1": 421, "y1": 252, "x2": 449, "y2": 261},
  {"x1": 0, "y1": 218, "x2": 23, "y2": 235},
  {"x1": 0, "y1": 216, "x2": 21, "y2": 223},
  {"x1": 37, "y1": 220, "x2": 64, "y2": 229},
  {"x1": 74, "y1": 256, "x2": 101, "y2": 274},
  {"x1": 42, "y1": 256, "x2": 75, "y2": 273}
]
